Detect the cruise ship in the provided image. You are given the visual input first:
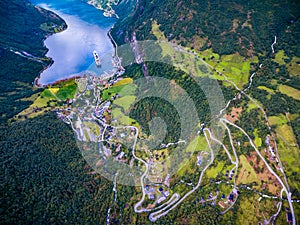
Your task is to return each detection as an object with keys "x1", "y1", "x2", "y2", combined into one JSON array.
[{"x1": 93, "y1": 50, "x2": 101, "y2": 67}]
